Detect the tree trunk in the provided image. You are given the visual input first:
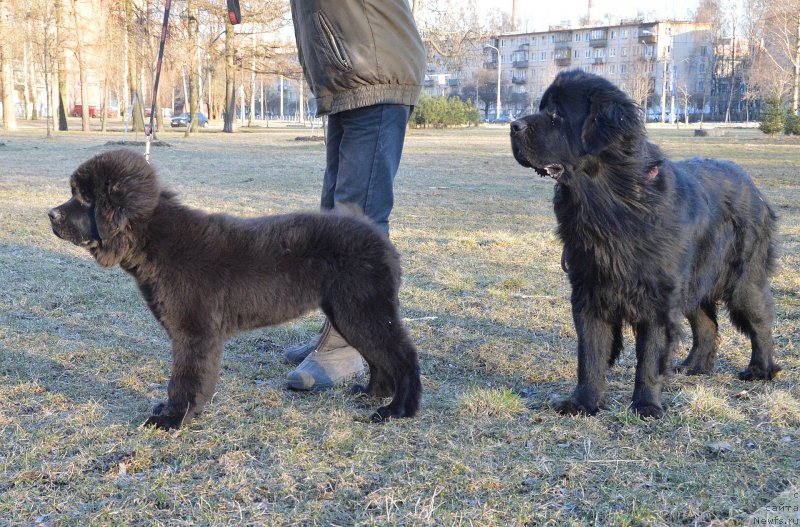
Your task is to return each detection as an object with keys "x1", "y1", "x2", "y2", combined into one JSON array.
[
  {"x1": 248, "y1": 36, "x2": 256, "y2": 127},
  {"x1": 793, "y1": 14, "x2": 800, "y2": 114},
  {"x1": 185, "y1": 0, "x2": 200, "y2": 136},
  {"x1": 0, "y1": 0, "x2": 16, "y2": 130},
  {"x1": 55, "y1": 0, "x2": 69, "y2": 130},
  {"x1": 126, "y1": 0, "x2": 143, "y2": 131},
  {"x1": 71, "y1": 0, "x2": 89, "y2": 131},
  {"x1": 223, "y1": 19, "x2": 235, "y2": 133},
  {"x1": 26, "y1": 37, "x2": 38, "y2": 120},
  {"x1": 1, "y1": 50, "x2": 17, "y2": 131}
]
